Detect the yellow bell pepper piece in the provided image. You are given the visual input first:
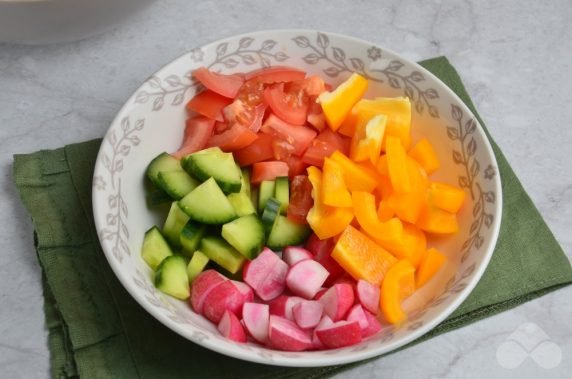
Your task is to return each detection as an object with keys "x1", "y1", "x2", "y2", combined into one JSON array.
[
  {"x1": 386, "y1": 136, "x2": 411, "y2": 194},
  {"x1": 428, "y1": 181, "x2": 466, "y2": 214},
  {"x1": 350, "y1": 114, "x2": 387, "y2": 164},
  {"x1": 380, "y1": 259, "x2": 416, "y2": 324},
  {"x1": 416, "y1": 247, "x2": 447, "y2": 288},
  {"x1": 409, "y1": 138, "x2": 440, "y2": 175},
  {"x1": 318, "y1": 73, "x2": 368, "y2": 131},
  {"x1": 329, "y1": 151, "x2": 378, "y2": 192},
  {"x1": 322, "y1": 157, "x2": 352, "y2": 207}
]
